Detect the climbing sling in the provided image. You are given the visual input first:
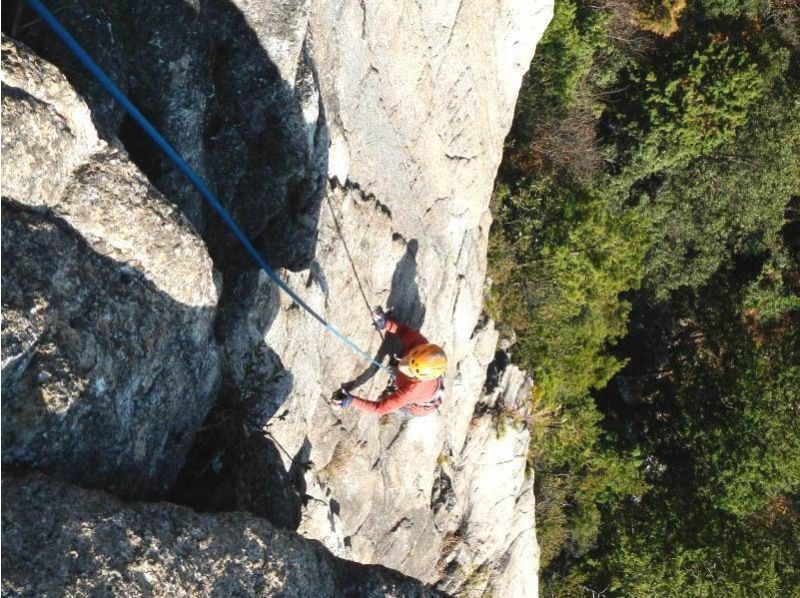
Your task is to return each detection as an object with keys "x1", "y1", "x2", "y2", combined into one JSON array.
[{"x1": 24, "y1": 0, "x2": 392, "y2": 377}]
